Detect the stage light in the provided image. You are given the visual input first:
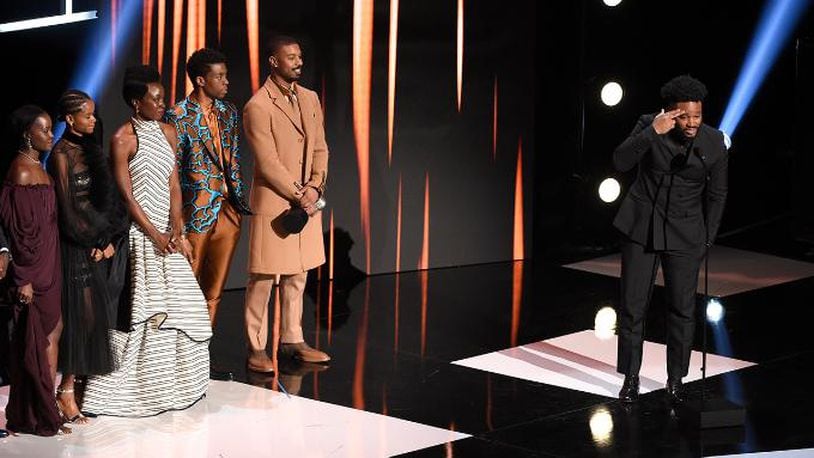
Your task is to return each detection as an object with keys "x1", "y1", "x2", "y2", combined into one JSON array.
[
  {"x1": 706, "y1": 298, "x2": 724, "y2": 324},
  {"x1": 719, "y1": 0, "x2": 809, "y2": 138},
  {"x1": 598, "y1": 177, "x2": 621, "y2": 203},
  {"x1": 723, "y1": 131, "x2": 732, "y2": 150},
  {"x1": 0, "y1": 1, "x2": 97, "y2": 33},
  {"x1": 589, "y1": 407, "x2": 614, "y2": 446},
  {"x1": 602, "y1": 0, "x2": 623, "y2": 6},
  {"x1": 594, "y1": 306, "x2": 617, "y2": 340},
  {"x1": 600, "y1": 81, "x2": 623, "y2": 106}
]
